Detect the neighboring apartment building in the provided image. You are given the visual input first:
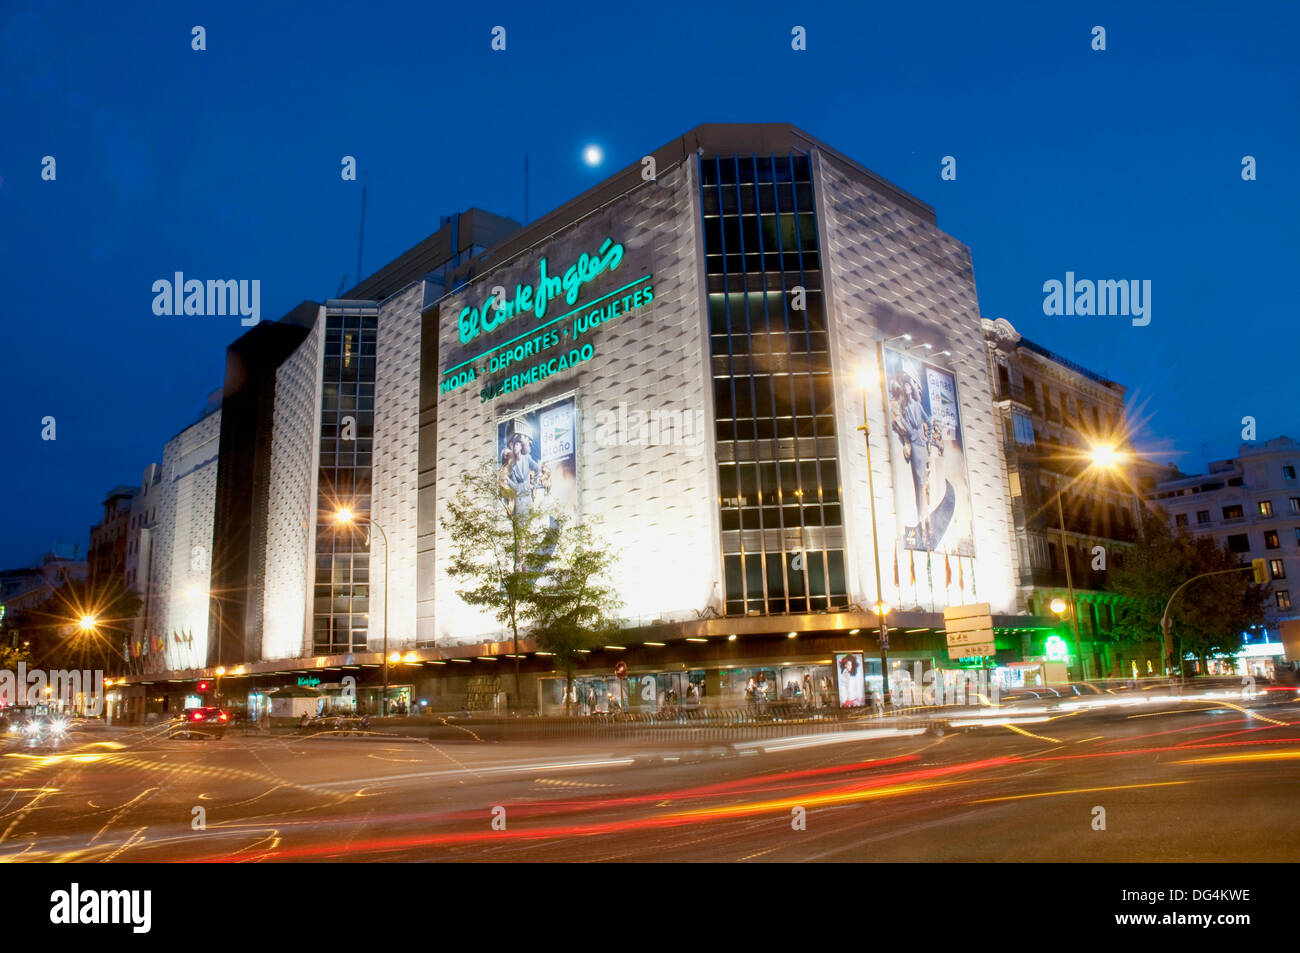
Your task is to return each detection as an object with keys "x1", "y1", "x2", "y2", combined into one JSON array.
[
  {"x1": 0, "y1": 545, "x2": 88, "y2": 648},
  {"x1": 88, "y1": 485, "x2": 137, "y2": 587},
  {"x1": 983, "y1": 317, "x2": 1143, "y2": 677},
  {"x1": 1150, "y1": 436, "x2": 1300, "y2": 647}
]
